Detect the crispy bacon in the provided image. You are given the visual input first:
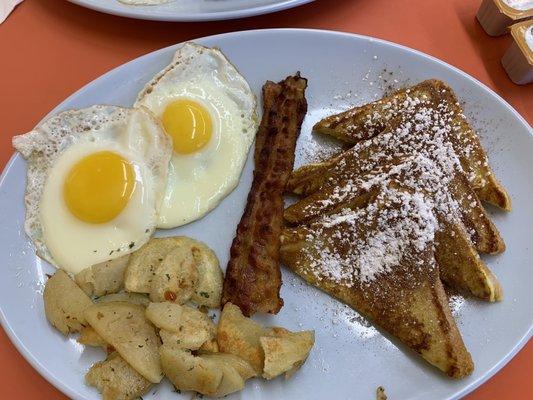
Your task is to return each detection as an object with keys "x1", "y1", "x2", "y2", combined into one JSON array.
[{"x1": 222, "y1": 74, "x2": 308, "y2": 316}]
